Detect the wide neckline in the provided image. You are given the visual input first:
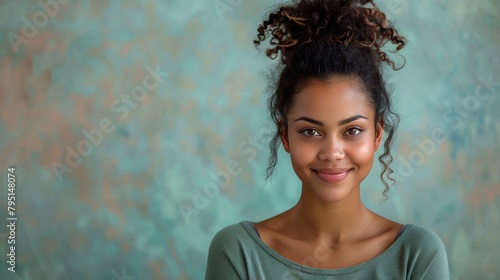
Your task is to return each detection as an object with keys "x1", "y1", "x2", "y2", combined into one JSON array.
[{"x1": 240, "y1": 220, "x2": 416, "y2": 275}]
